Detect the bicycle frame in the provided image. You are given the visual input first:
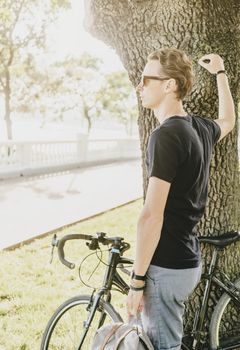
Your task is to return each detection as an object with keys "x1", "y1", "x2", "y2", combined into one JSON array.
[
  {"x1": 100, "y1": 247, "x2": 133, "y2": 297},
  {"x1": 183, "y1": 248, "x2": 240, "y2": 350},
  {"x1": 75, "y1": 246, "x2": 133, "y2": 349},
  {"x1": 46, "y1": 231, "x2": 239, "y2": 350}
]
